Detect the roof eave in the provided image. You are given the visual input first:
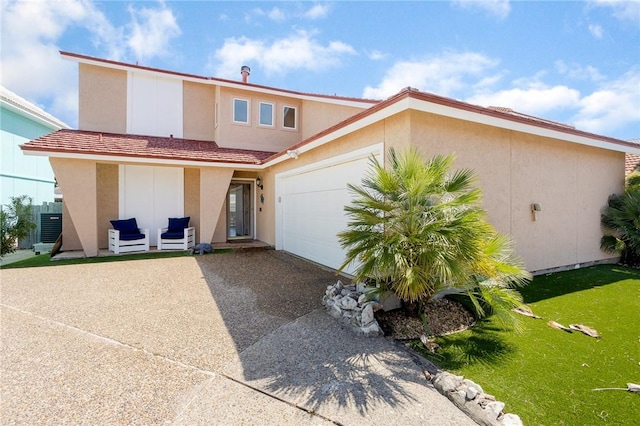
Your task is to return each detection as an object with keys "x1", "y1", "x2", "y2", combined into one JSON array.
[{"x1": 21, "y1": 147, "x2": 265, "y2": 169}]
